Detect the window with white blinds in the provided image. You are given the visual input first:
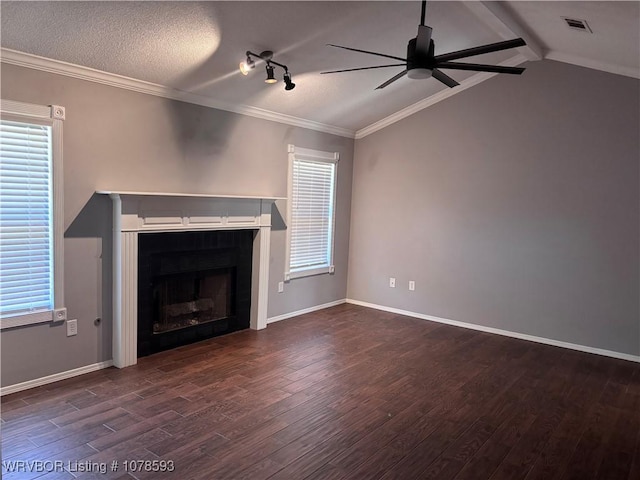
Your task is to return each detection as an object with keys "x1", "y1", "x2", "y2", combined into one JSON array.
[
  {"x1": 285, "y1": 145, "x2": 338, "y2": 280},
  {"x1": 0, "y1": 120, "x2": 53, "y2": 318},
  {"x1": 0, "y1": 100, "x2": 65, "y2": 329}
]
